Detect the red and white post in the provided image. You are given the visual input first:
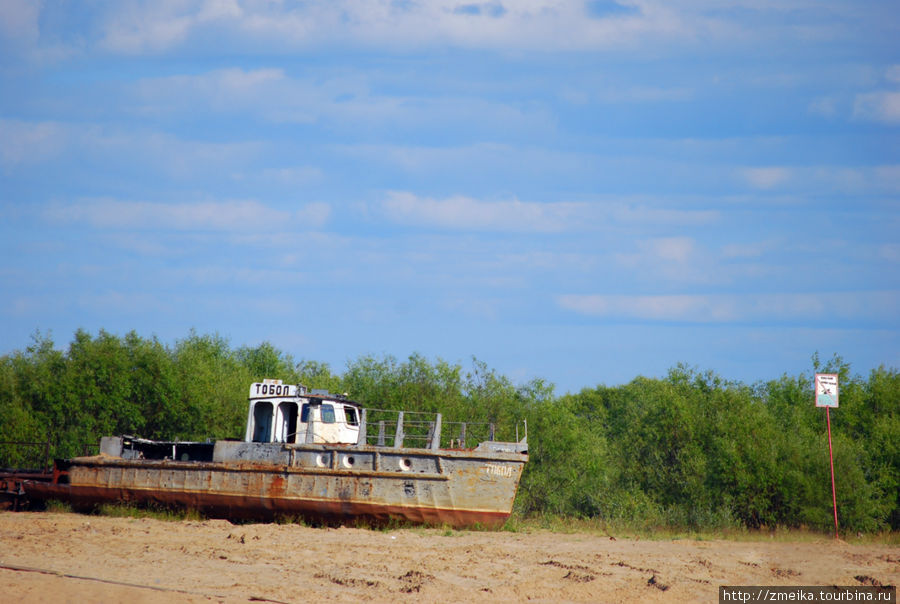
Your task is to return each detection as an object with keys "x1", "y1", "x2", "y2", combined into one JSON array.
[{"x1": 815, "y1": 373, "x2": 839, "y2": 539}]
